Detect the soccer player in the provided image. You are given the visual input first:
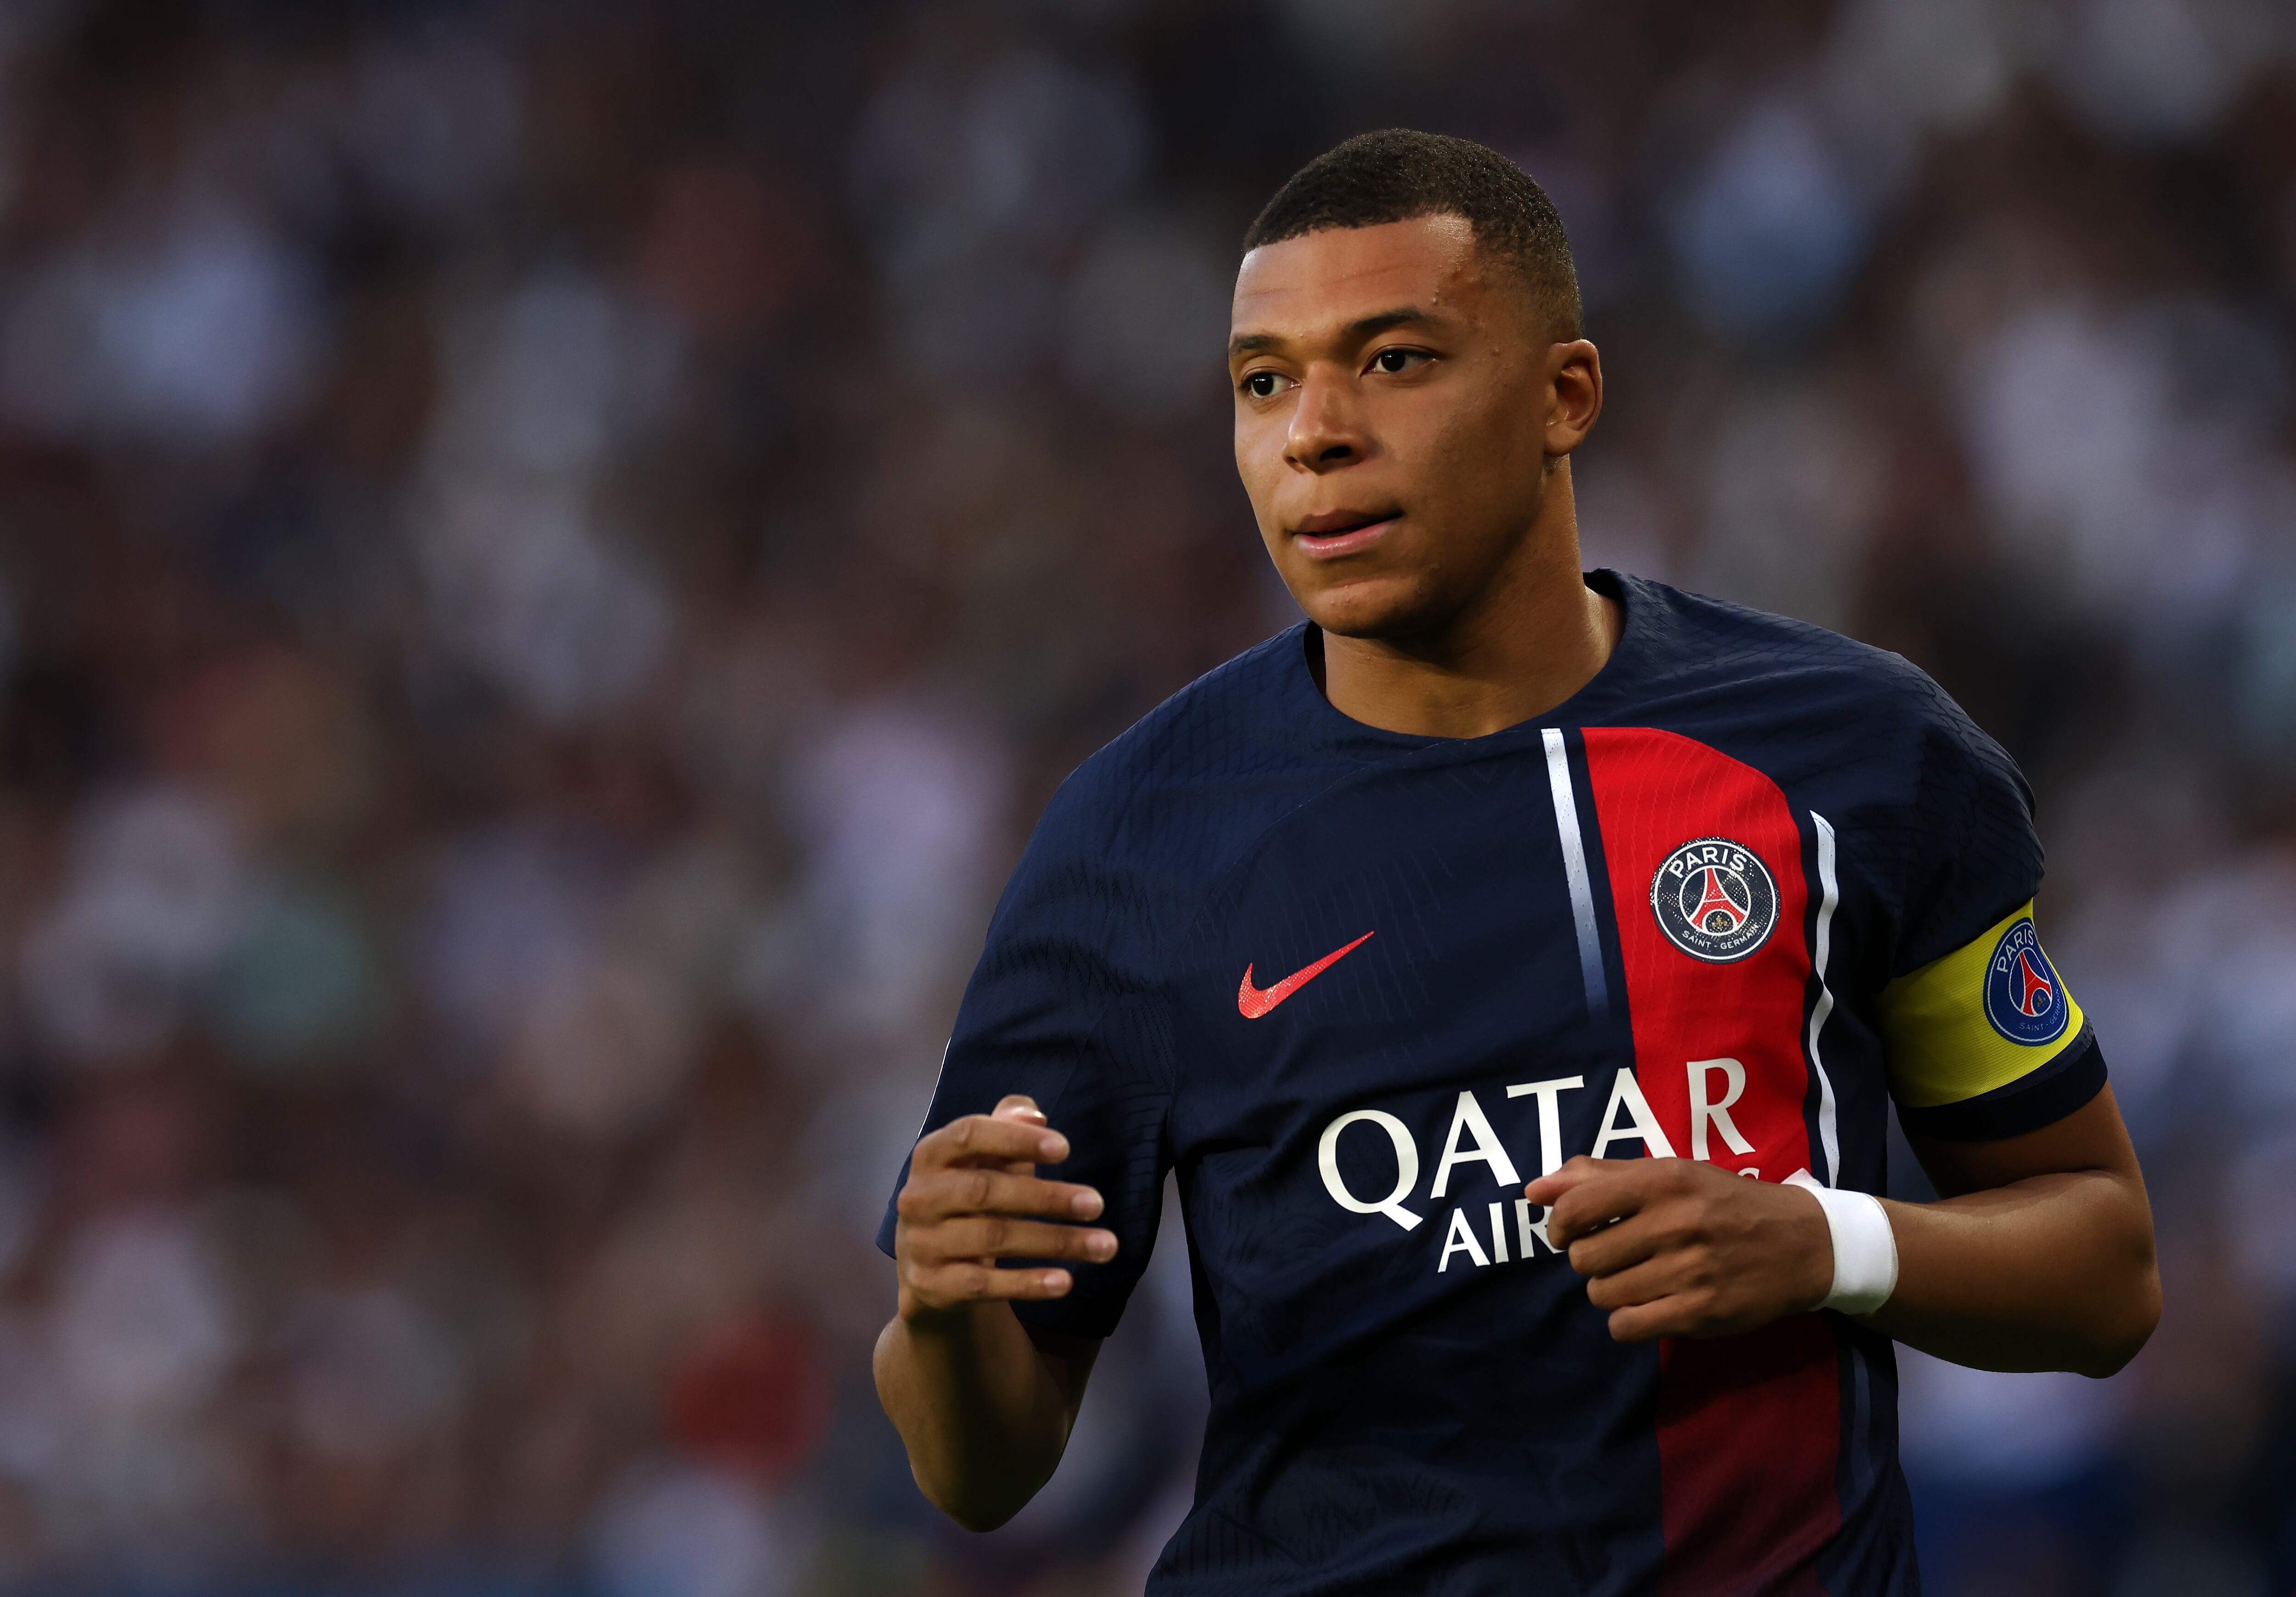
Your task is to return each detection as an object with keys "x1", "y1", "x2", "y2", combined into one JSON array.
[{"x1": 872, "y1": 130, "x2": 2159, "y2": 1594}]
